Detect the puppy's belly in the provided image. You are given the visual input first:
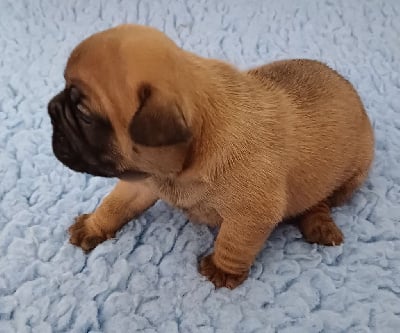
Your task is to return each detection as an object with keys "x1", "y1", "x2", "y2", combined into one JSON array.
[{"x1": 183, "y1": 204, "x2": 222, "y2": 227}]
